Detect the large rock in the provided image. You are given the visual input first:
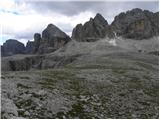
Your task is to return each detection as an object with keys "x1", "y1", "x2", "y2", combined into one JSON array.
[
  {"x1": 1, "y1": 39, "x2": 25, "y2": 56},
  {"x1": 38, "y1": 24, "x2": 71, "y2": 54},
  {"x1": 72, "y1": 13, "x2": 114, "y2": 42},
  {"x1": 111, "y1": 8, "x2": 159, "y2": 39}
]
